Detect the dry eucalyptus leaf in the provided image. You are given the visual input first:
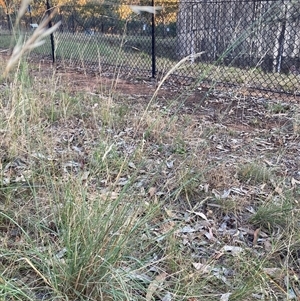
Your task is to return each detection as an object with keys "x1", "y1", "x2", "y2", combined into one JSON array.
[
  {"x1": 187, "y1": 210, "x2": 208, "y2": 221},
  {"x1": 222, "y1": 245, "x2": 244, "y2": 256},
  {"x1": 179, "y1": 226, "x2": 196, "y2": 233},
  {"x1": 161, "y1": 292, "x2": 172, "y2": 301},
  {"x1": 128, "y1": 162, "x2": 136, "y2": 169},
  {"x1": 148, "y1": 187, "x2": 157, "y2": 197},
  {"x1": 55, "y1": 248, "x2": 67, "y2": 259},
  {"x1": 81, "y1": 171, "x2": 90, "y2": 181},
  {"x1": 291, "y1": 177, "x2": 300, "y2": 186},
  {"x1": 204, "y1": 229, "x2": 214, "y2": 241},
  {"x1": 192, "y1": 263, "x2": 211, "y2": 273},
  {"x1": 165, "y1": 208, "x2": 176, "y2": 218},
  {"x1": 220, "y1": 293, "x2": 231, "y2": 301},
  {"x1": 212, "y1": 189, "x2": 221, "y2": 198},
  {"x1": 146, "y1": 272, "x2": 167, "y2": 301},
  {"x1": 125, "y1": 270, "x2": 152, "y2": 283},
  {"x1": 263, "y1": 267, "x2": 282, "y2": 278},
  {"x1": 118, "y1": 178, "x2": 128, "y2": 186},
  {"x1": 221, "y1": 189, "x2": 231, "y2": 199},
  {"x1": 100, "y1": 191, "x2": 119, "y2": 200},
  {"x1": 274, "y1": 186, "x2": 283, "y2": 196},
  {"x1": 252, "y1": 228, "x2": 260, "y2": 246},
  {"x1": 263, "y1": 239, "x2": 272, "y2": 252},
  {"x1": 166, "y1": 160, "x2": 174, "y2": 169}
]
